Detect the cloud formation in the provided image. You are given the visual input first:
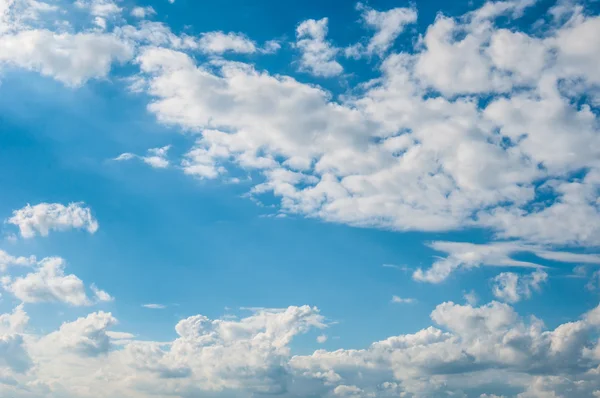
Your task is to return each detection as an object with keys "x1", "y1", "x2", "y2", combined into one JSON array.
[
  {"x1": 1, "y1": 301, "x2": 600, "y2": 397},
  {"x1": 7, "y1": 203, "x2": 99, "y2": 238}
]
